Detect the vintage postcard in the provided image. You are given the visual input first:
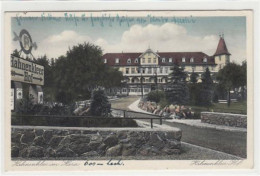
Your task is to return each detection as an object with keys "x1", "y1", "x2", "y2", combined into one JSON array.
[{"x1": 3, "y1": 4, "x2": 255, "y2": 173}]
